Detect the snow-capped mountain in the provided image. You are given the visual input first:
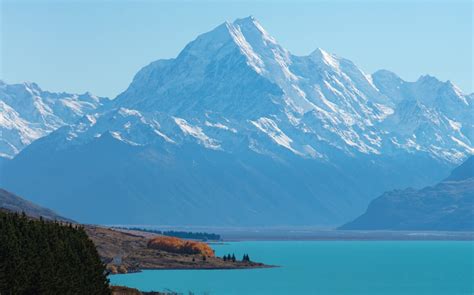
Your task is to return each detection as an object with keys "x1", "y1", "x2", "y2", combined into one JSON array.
[
  {"x1": 112, "y1": 16, "x2": 393, "y2": 159},
  {"x1": 373, "y1": 71, "x2": 474, "y2": 162},
  {"x1": 58, "y1": 16, "x2": 471, "y2": 163},
  {"x1": 1, "y1": 17, "x2": 472, "y2": 225},
  {"x1": 0, "y1": 80, "x2": 108, "y2": 158}
]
